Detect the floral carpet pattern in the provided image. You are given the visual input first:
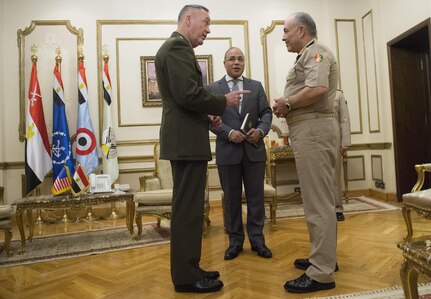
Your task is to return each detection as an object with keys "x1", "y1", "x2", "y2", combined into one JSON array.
[
  {"x1": 264, "y1": 196, "x2": 399, "y2": 219},
  {"x1": 0, "y1": 224, "x2": 170, "y2": 267},
  {"x1": 311, "y1": 283, "x2": 431, "y2": 299}
]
